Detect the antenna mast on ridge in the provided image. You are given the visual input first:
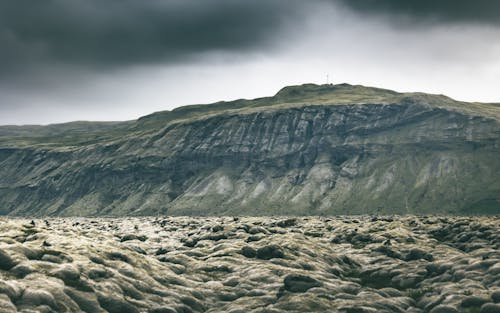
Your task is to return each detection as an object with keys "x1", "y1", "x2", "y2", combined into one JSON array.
[{"x1": 326, "y1": 74, "x2": 330, "y2": 84}]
